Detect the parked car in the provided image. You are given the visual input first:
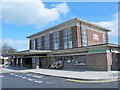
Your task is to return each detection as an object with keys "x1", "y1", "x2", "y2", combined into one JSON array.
[
  {"x1": 49, "y1": 62, "x2": 64, "y2": 69},
  {"x1": 2, "y1": 61, "x2": 9, "y2": 68}
]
